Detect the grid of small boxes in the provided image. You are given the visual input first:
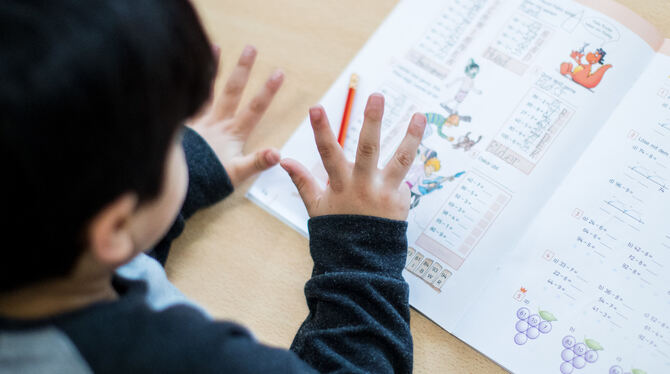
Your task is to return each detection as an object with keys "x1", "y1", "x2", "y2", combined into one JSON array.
[{"x1": 404, "y1": 247, "x2": 452, "y2": 292}]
